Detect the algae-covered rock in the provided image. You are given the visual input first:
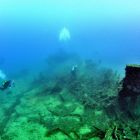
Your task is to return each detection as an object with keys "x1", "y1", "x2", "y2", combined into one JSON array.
[
  {"x1": 79, "y1": 125, "x2": 91, "y2": 135},
  {"x1": 58, "y1": 117, "x2": 81, "y2": 133},
  {"x1": 47, "y1": 132, "x2": 70, "y2": 140},
  {"x1": 89, "y1": 137, "x2": 101, "y2": 140},
  {"x1": 46, "y1": 116, "x2": 81, "y2": 139},
  {"x1": 2, "y1": 117, "x2": 47, "y2": 140},
  {"x1": 47, "y1": 103, "x2": 76, "y2": 117},
  {"x1": 59, "y1": 89, "x2": 76, "y2": 102},
  {"x1": 72, "y1": 103, "x2": 84, "y2": 116}
]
